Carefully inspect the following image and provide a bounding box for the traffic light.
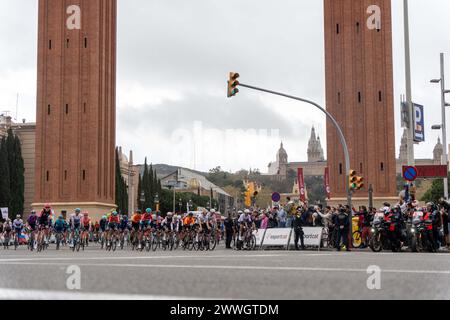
[349,170,357,190]
[227,72,240,98]
[355,176,364,190]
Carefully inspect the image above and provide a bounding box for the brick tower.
[324,0,397,206]
[33,0,117,218]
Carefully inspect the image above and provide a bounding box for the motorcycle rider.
[385,205,404,250]
[427,202,441,250]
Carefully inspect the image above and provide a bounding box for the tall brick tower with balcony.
[33,0,117,218]
[324,0,397,205]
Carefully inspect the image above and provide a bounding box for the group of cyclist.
[0,204,231,251]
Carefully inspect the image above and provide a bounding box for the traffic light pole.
[238,83,353,213]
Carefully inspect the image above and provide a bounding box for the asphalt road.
[0,244,449,300]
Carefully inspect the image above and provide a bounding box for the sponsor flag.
[297,168,306,202]
[324,167,331,200]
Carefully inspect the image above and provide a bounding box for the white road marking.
[2,261,450,275]
[0,287,213,300]
[0,253,334,263]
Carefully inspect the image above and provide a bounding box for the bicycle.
[106,230,118,252]
[13,231,21,250]
[3,231,11,250]
[27,228,37,251]
[71,229,81,252]
[55,231,63,250]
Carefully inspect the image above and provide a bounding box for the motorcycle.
[409,212,435,253]
[369,213,402,252]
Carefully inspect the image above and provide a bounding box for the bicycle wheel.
[112,238,117,252]
[168,236,174,251]
[209,236,217,251]
[152,237,159,251]
[250,235,257,250]
[14,236,19,250]
[352,231,362,249]
[76,240,81,252]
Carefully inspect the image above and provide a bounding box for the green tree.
[421,174,449,203]
[0,137,11,215]
[115,148,128,215]
[10,134,24,217]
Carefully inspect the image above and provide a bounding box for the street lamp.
[139,190,145,211]
[430,53,450,199]
[154,193,160,212]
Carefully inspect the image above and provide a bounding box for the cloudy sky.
[0,0,449,173]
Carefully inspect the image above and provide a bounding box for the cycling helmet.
[210,209,216,213]
[83,211,89,216]
[44,203,51,209]
[102,215,107,220]
[30,210,36,215]
[58,215,64,220]
[167,212,173,217]
[16,215,21,219]
[244,209,250,214]
[136,209,142,214]
[75,208,81,213]
[122,214,128,218]
[238,210,243,214]
[112,211,118,216]
[146,208,152,214]
[188,212,193,216]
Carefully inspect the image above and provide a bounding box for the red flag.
[297,168,306,202]
[324,167,331,200]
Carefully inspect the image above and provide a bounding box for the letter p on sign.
[67,5,81,30]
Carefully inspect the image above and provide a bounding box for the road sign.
[271,192,281,203]
[1,208,8,220]
[403,166,418,181]
[403,165,448,179]
[413,103,425,143]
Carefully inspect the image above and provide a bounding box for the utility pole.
[432,53,450,199]
[404,0,415,166]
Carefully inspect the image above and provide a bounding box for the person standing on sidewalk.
[224,213,234,249]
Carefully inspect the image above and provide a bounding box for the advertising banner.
[297,168,306,202]
[261,229,292,247]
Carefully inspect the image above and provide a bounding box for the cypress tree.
[12,135,24,217]
[0,137,11,216]
[137,174,142,211]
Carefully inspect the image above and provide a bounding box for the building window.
[84,38,88,48]
[64,170,67,181]
[358,92,362,103]
[381,162,384,171]
[336,24,340,34]
[360,163,363,173]
[338,92,341,104]
[83,170,86,180]
[65,104,69,114]
[84,103,86,113]
[339,163,343,175]
[66,39,70,48]
[49,40,52,50]
[378,91,382,102]
[46,171,49,181]
[356,22,360,33]
[47,105,51,115]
